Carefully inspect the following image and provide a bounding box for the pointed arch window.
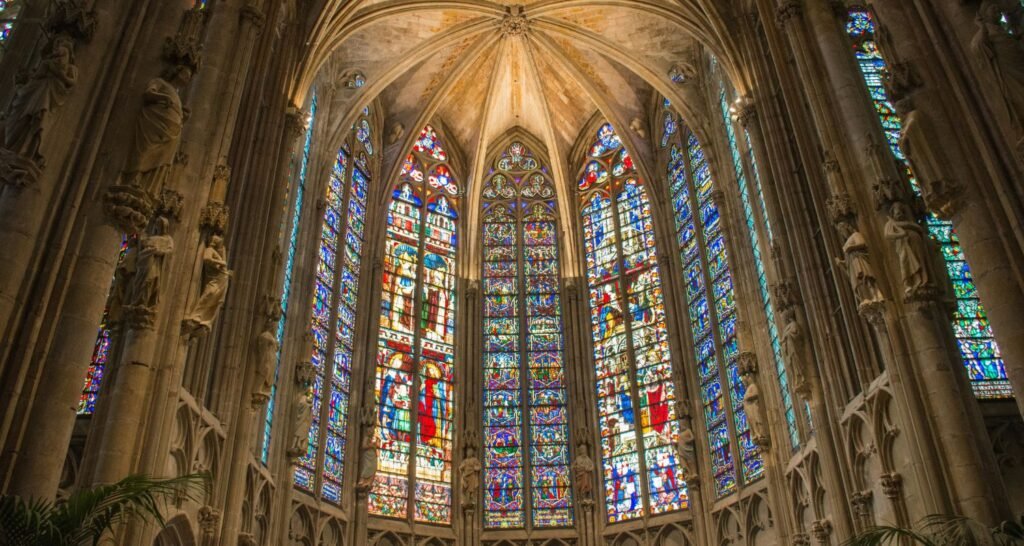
[293,106,373,503]
[845,8,1008,398]
[578,123,687,523]
[370,126,459,524]
[661,107,764,497]
[714,80,804,449]
[481,140,574,529]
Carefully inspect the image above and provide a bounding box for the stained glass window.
[78,237,132,415]
[0,0,22,53]
[294,106,373,503]
[370,125,459,524]
[579,123,687,523]
[481,141,573,529]
[263,95,318,463]
[716,83,802,450]
[662,108,765,497]
[846,8,1009,398]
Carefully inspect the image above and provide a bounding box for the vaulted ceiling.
[292,0,747,246]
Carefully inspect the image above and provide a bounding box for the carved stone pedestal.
[0,149,43,189]
[103,185,155,234]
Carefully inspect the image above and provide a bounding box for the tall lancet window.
[0,1,23,54]
[370,126,459,524]
[481,141,574,529]
[662,107,764,498]
[846,8,1008,398]
[294,107,373,503]
[579,123,687,523]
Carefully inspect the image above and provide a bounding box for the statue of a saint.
[741,370,768,447]
[884,201,933,300]
[779,306,810,395]
[182,236,231,337]
[289,389,313,459]
[123,66,192,196]
[356,404,379,493]
[572,445,596,502]
[834,220,884,309]
[459,446,482,509]
[3,36,78,161]
[123,217,174,326]
[253,325,279,406]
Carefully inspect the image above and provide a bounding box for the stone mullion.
[651,127,714,546]
[604,178,655,521]
[1,0,197,501]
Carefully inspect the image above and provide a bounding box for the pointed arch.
[370,125,461,524]
[575,122,688,523]
[479,135,574,529]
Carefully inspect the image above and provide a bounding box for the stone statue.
[741,367,769,447]
[107,237,138,325]
[356,404,378,493]
[629,117,647,139]
[386,122,405,146]
[123,217,174,328]
[779,306,810,395]
[182,236,231,337]
[884,201,934,300]
[459,445,482,509]
[834,219,884,310]
[973,1,1024,140]
[571,444,596,503]
[677,422,698,480]
[123,66,192,196]
[253,325,279,406]
[289,389,313,459]
[2,35,79,161]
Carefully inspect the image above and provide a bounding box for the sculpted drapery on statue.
[884,201,933,301]
[182,235,231,337]
[124,66,192,196]
[833,218,885,312]
[123,217,174,329]
[357,403,379,495]
[3,36,78,162]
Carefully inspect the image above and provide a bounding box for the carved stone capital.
[731,96,757,128]
[859,300,887,326]
[738,352,758,377]
[163,6,206,73]
[237,533,257,546]
[294,359,316,387]
[826,192,856,227]
[0,149,43,189]
[772,280,800,313]
[103,185,155,234]
[880,472,903,500]
[198,506,221,536]
[285,107,306,139]
[47,0,98,42]
[792,532,811,546]
[200,202,230,236]
[156,189,185,223]
[920,178,965,220]
[850,490,873,519]
[240,2,266,31]
[776,0,803,27]
[811,519,833,544]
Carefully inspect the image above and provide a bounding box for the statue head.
[165,65,194,88]
[49,35,75,64]
[150,215,170,236]
[210,235,225,250]
[890,201,911,222]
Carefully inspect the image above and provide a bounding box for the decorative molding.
[776,0,803,27]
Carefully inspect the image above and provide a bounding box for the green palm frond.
[0,473,209,546]
[845,515,1024,546]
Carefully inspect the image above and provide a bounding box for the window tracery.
[294,105,373,503]
[661,107,764,498]
[578,123,687,523]
[480,140,573,529]
[369,125,459,524]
